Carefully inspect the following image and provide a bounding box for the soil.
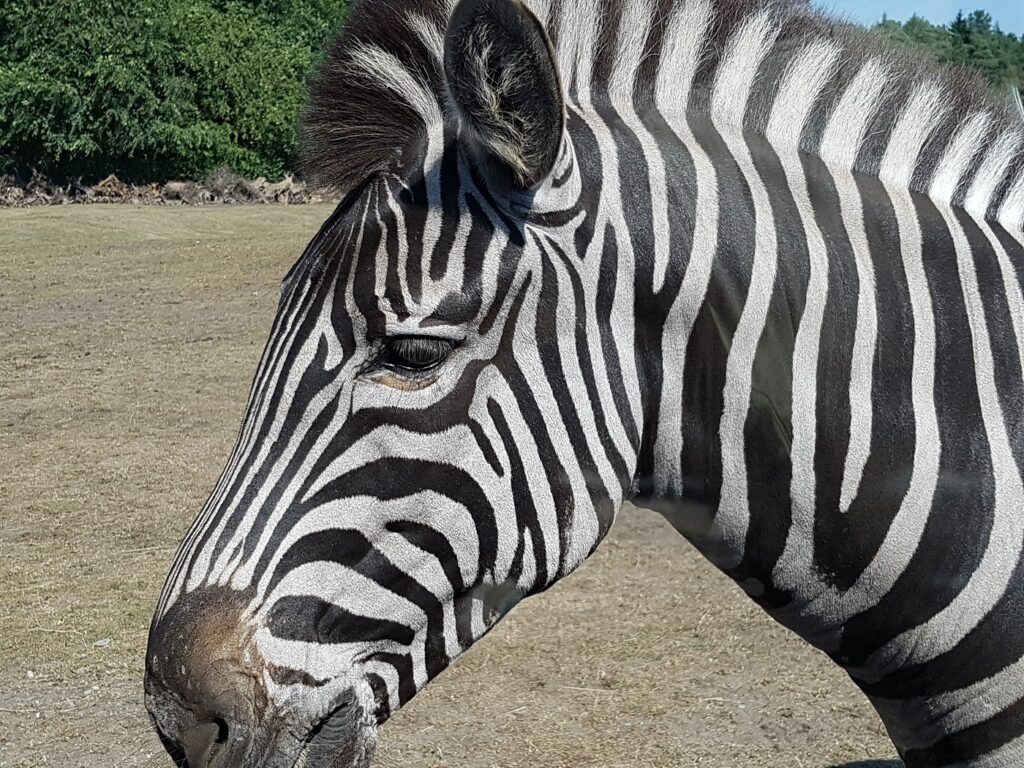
[0,205,901,768]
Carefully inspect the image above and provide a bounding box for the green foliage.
[875,10,1024,94]
[2,2,1021,183]
[0,0,347,182]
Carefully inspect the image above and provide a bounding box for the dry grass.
[0,205,900,768]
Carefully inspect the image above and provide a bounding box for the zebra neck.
[620,111,799,592]
[635,256,793,594]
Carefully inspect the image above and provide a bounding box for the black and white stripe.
[148,1,1024,765]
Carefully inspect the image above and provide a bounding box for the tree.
[874,9,1024,94]
[0,0,348,182]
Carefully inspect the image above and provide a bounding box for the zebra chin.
[144,586,380,768]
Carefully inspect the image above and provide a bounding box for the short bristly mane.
[302,0,1024,228]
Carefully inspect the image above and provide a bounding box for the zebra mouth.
[290,704,377,768]
[290,738,375,768]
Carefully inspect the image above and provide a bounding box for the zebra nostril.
[179,717,232,768]
[213,717,229,746]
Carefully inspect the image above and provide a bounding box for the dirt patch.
[0,206,901,768]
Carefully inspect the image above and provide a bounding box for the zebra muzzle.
[145,586,376,767]
[147,684,374,768]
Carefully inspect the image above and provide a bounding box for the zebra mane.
[302,0,1024,226]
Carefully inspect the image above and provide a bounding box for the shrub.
[0,0,347,182]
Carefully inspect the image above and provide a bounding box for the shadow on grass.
[829,762,904,768]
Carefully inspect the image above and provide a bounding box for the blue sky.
[815,0,1024,34]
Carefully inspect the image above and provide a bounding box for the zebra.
[144,0,1024,765]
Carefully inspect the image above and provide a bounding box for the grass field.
[0,205,901,767]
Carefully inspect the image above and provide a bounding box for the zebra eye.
[379,336,455,373]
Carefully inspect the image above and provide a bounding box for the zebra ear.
[444,0,564,191]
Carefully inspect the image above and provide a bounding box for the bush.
[0,0,347,183]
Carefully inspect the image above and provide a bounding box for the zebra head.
[146,1,643,765]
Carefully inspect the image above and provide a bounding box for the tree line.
[875,10,1024,94]
[1,3,1021,185]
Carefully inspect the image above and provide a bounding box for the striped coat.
[145,1,1024,766]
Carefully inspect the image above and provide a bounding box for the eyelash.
[369,336,457,375]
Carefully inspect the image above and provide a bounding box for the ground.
[0,205,901,768]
